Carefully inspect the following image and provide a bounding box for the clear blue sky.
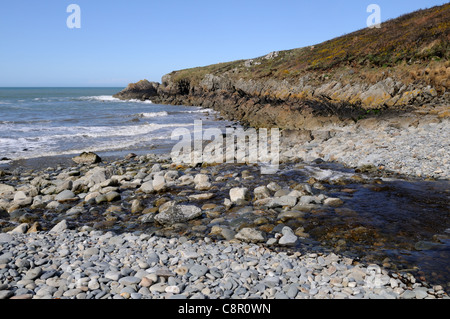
[0,0,447,87]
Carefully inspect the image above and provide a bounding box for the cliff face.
[114,4,450,129]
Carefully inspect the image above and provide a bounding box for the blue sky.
[0,0,447,87]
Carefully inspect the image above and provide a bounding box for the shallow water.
[168,162,449,290]
[0,87,231,161]
[92,161,448,291]
[1,152,449,292]
[300,166,449,286]
[265,163,450,289]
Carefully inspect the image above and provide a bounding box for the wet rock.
[105,191,121,202]
[138,213,156,224]
[210,226,236,240]
[224,198,233,210]
[235,228,266,243]
[131,199,144,213]
[294,227,309,238]
[125,153,137,160]
[178,175,194,186]
[324,197,344,207]
[113,79,159,100]
[253,186,271,200]
[267,182,281,192]
[414,241,444,251]
[298,195,322,206]
[229,187,249,203]
[153,175,166,191]
[278,226,298,246]
[277,210,305,222]
[55,190,76,202]
[188,193,215,201]
[164,170,179,182]
[268,195,297,208]
[139,181,154,193]
[154,201,202,226]
[194,174,212,190]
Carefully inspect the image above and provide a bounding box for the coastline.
[1,0,448,302]
[0,141,175,173]
[2,102,448,181]
[1,117,449,298]
[0,94,449,299]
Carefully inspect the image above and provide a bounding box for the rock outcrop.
[114,79,159,101]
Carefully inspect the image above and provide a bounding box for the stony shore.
[0,107,449,299]
[278,105,449,180]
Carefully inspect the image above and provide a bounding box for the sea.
[0,87,233,162]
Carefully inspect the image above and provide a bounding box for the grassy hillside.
[168,4,450,94]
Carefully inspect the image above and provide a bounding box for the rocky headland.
[114,5,449,130]
[113,4,449,179]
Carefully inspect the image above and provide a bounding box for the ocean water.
[0,87,230,161]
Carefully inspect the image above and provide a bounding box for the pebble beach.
[1,228,446,300]
[1,107,449,300]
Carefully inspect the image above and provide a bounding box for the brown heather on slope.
[115,4,450,128]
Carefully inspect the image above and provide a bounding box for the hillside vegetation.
[169,4,449,94]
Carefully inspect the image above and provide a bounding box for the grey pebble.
[24,267,42,280]
[189,265,208,277]
[0,290,13,299]
[119,276,141,286]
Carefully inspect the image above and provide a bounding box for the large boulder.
[154,201,202,226]
[72,152,102,165]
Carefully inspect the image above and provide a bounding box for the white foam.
[2,132,173,161]
[182,107,217,114]
[129,99,153,104]
[4,121,193,138]
[0,137,17,144]
[80,95,120,102]
[137,111,168,118]
[81,96,153,104]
